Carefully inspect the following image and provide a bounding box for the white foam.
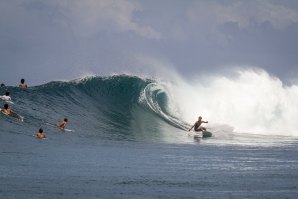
[162,68,298,136]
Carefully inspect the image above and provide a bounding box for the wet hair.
[5,91,9,96]
[21,79,25,84]
[198,116,202,119]
[39,128,43,133]
[4,104,8,109]
[64,118,68,122]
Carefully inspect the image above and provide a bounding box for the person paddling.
[1,104,23,122]
[57,118,68,130]
[35,128,47,139]
[189,116,208,132]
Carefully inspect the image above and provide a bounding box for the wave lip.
[139,82,189,130]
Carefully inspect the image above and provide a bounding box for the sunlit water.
[1,128,298,199]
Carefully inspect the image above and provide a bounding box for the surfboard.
[0,96,14,104]
[45,122,74,132]
[32,135,48,139]
[0,108,9,116]
[202,131,212,138]
[190,130,212,138]
[0,108,24,122]
[7,100,14,104]
[193,131,203,138]
[1,100,14,104]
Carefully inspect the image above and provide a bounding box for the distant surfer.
[189,116,208,132]
[44,118,70,131]
[0,83,5,87]
[35,128,47,139]
[0,92,11,101]
[57,118,68,130]
[19,79,28,88]
[1,104,23,122]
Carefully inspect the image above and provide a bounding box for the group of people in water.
[35,119,68,139]
[1,79,68,139]
[0,79,27,121]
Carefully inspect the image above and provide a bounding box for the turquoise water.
[1,75,298,198]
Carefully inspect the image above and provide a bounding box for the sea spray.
[165,69,298,136]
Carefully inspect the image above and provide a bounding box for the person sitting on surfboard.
[1,104,23,122]
[189,116,208,132]
[19,79,28,88]
[0,92,11,101]
[57,118,68,129]
[35,128,47,139]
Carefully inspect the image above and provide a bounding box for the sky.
[1,0,298,86]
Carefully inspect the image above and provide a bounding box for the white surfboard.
[193,131,203,138]
[188,130,212,138]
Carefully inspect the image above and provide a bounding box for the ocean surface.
[1,75,298,198]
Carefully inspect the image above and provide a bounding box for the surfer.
[0,92,11,101]
[44,118,72,132]
[1,104,23,122]
[189,116,208,132]
[35,128,47,139]
[57,118,68,130]
[0,83,5,87]
[19,79,28,88]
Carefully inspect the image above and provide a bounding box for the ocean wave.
[0,75,185,141]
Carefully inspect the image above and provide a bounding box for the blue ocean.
[1,74,298,198]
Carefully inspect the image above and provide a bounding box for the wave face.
[1,70,298,141]
[0,75,186,141]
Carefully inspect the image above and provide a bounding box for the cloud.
[187,0,298,31]
[20,0,161,39]
[64,0,161,39]
[1,0,298,86]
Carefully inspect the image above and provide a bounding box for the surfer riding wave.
[189,116,208,132]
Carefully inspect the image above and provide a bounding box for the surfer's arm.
[203,121,208,123]
[10,111,23,121]
[58,124,66,129]
[56,123,67,131]
[58,126,65,130]
[9,111,18,116]
[188,124,195,131]
[56,121,64,128]
[55,125,64,130]
[11,111,21,118]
